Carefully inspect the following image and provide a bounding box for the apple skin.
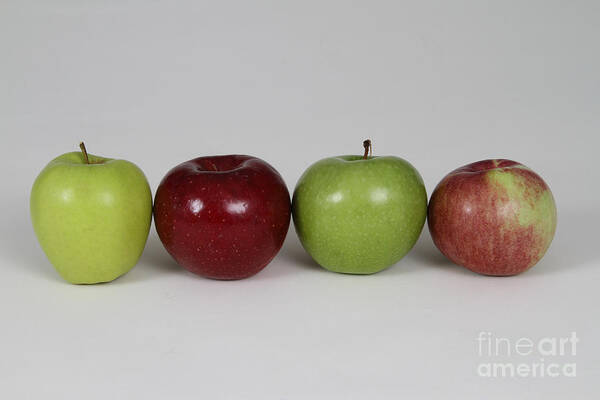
[30,152,153,284]
[154,155,291,280]
[292,156,427,274]
[427,159,557,276]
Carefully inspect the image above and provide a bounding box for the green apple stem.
[362,139,372,159]
[79,142,90,164]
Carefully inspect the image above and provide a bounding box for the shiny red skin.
[427,159,555,276]
[154,155,291,280]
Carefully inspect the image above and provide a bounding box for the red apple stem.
[79,142,90,164]
[207,161,219,171]
[362,139,372,159]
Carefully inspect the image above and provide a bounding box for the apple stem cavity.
[362,139,372,160]
[79,142,91,164]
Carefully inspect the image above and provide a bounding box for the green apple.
[30,143,152,284]
[292,140,427,274]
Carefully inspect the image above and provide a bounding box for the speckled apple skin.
[30,152,153,284]
[292,155,427,274]
[428,159,557,276]
[154,155,291,280]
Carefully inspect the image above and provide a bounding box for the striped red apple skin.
[427,159,557,276]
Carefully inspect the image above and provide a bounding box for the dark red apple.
[427,159,557,276]
[154,155,291,280]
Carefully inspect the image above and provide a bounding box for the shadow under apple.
[1,196,63,283]
[412,206,598,277]
[526,206,598,276]
[119,229,185,283]
[264,225,327,278]
[398,228,477,276]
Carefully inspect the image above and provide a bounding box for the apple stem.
[79,142,90,164]
[362,139,372,159]
[207,161,219,171]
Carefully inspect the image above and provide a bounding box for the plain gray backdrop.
[1,1,598,399]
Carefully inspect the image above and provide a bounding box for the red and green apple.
[427,159,557,276]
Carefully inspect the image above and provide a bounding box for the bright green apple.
[292,142,427,274]
[30,143,152,284]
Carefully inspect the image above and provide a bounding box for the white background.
[1,1,598,399]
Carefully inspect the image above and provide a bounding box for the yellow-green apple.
[30,143,153,284]
[427,159,557,276]
[292,140,427,274]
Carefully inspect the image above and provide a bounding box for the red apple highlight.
[154,155,291,280]
[427,159,557,276]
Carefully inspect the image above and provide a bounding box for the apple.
[154,155,291,280]
[427,159,557,276]
[292,140,427,274]
[30,143,153,284]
